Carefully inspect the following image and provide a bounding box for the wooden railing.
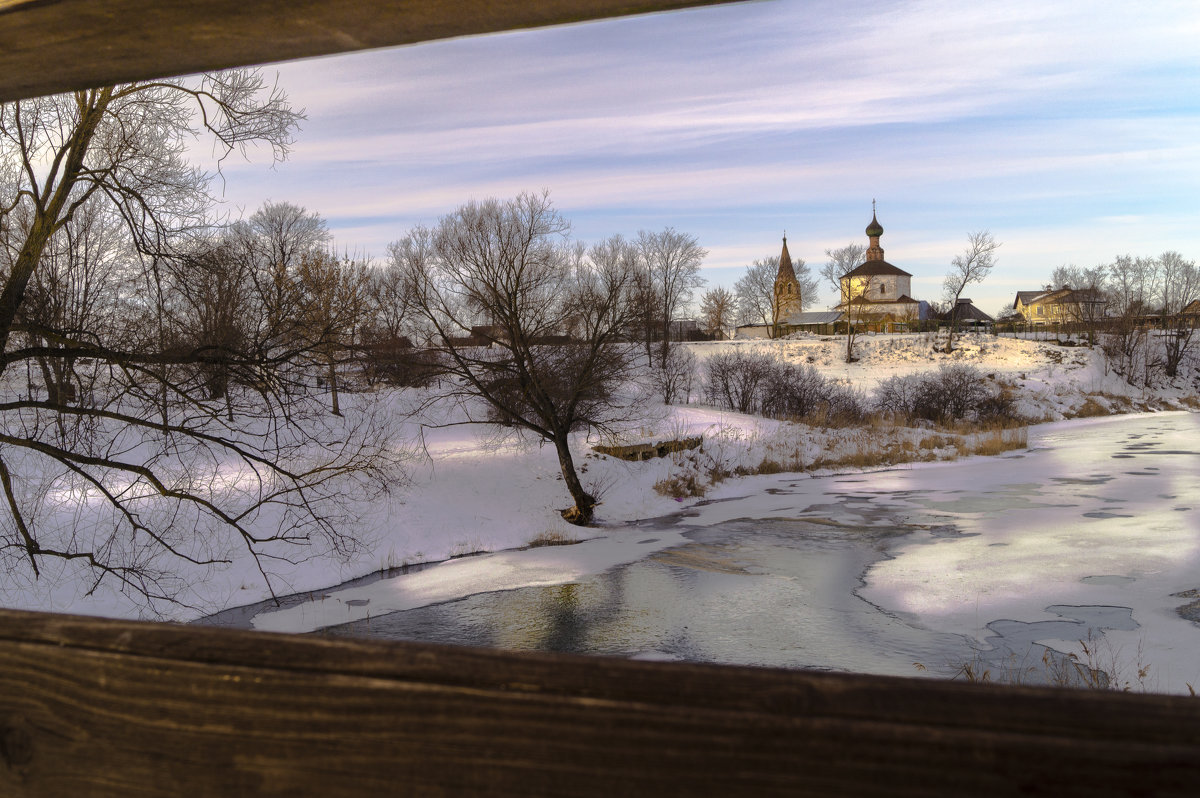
[0,0,732,102]
[0,609,1197,796]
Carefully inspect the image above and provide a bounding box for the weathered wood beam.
[0,0,735,102]
[0,609,1197,796]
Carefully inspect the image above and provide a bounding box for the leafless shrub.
[702,351,866,424]
[874,365,1016,424]
[702,351,775,413]
[654,344,697,405]
[759,362,828,419]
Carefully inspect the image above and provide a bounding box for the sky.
[213,0,1200,317]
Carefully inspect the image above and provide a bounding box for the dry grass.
[804,426,1027,473]
[938,415,1027,434]
[965,428,1028,457]
[448,540,489,559]
[919,435,954,450]
[654,473,706,498]
[928,632,1160,693]
[1178,394,1200,410]
[526,529,579,548]
[746,457,788,475]
[811,443,914,471]
[1071,397,1111,418]
[657,414,1032,503]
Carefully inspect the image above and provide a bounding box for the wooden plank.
[0,609,1197,796]
[0,0,733,102]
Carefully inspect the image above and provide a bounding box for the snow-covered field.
[6,332,1200,691]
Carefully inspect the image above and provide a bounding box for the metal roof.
[787,311,844,325]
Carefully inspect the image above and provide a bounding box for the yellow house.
[1013,288,1106,326]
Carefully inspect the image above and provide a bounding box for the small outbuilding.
[946,298,994,328]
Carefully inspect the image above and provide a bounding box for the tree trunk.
[0,89,110,368]
[553,433,594,525]
[643,317,653,367]
[945,291,962,354]
[327,354,341,416]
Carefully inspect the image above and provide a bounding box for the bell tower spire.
[773,232,802,329]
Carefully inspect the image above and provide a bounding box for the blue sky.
[216,0,1200,316]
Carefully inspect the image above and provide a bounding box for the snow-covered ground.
[6,332,1200,691]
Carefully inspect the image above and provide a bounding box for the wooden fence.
[0,608,1198,796]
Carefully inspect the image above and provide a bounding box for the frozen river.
[243,412,1200,693]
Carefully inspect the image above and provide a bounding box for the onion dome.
[865,212,883,238]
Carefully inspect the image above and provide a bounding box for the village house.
[1182,298,1200,323]
[1012,287,1107,326]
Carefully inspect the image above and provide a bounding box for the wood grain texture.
[0,609,1197,796]
[0,0,732,102]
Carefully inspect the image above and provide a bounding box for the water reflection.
[321,518,979,680]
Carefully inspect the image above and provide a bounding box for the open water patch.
[318,517,978,678]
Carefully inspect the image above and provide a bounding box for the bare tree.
[734,257,776,328]
[840,272,878,364]
[943,231,1000,353]
[735,255,819,333]
[0,73,398,612]
[157,233,254,407]
[231,201,332,362]
[17,198,128,411]
[297,250,370,415]
[1157,251,1199,378]
[638,227,706,361]
[358,248,419,387]
[699,286,735,339]
[368,245,418,343]
[402,193,640,524]
[1105,255,1158,384]
[652,343,696,405]
[237,201,330,271]
[1050,264,1110,346]
[627,266,660,365]
[1049,264,1106,292]
[819,242,869,362]
[820,243,866,307]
